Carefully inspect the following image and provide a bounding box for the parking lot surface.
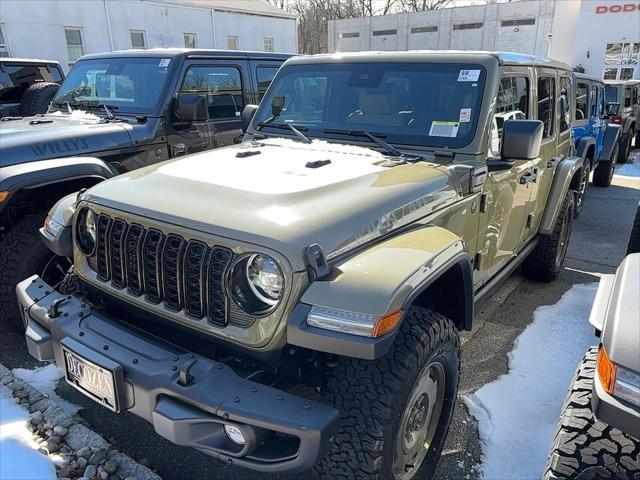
[0,154,638,480]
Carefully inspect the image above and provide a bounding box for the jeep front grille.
[92,213,234,326]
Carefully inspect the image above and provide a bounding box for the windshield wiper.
[323,128,425,162]
[256,122,311,144]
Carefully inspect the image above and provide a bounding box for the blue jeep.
[572,73,621,216]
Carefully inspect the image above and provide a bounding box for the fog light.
[224,424,246,445]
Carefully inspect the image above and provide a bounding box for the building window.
[264,37,274,52]
[603,43,638,80]
[130,30,146,49]
[0,24,9,57]
[453,23,483,31]
[603,68,617,80]
[372,29,397,36]
[180,65,243,119]
[338,32,359,39]
[184,33,197,49]
[227,35,239,50]
[411,26,438,34]
[501,19,535,27]
[64,27,85,64]
[537,76,555,139]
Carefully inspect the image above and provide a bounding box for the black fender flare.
[598,124,622,163]
[621,116,636,136]
[575,136,596,166]
[0,156,115,214]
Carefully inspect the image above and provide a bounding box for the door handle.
[519,172,534,184]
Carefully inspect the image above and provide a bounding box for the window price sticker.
[458,69,481,82]
[158,59,171,68]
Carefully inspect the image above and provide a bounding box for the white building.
[0,0,297,72]
[328,0,640,80]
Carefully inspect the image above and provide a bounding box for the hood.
[84,139,461,271]
[0,111,133,167]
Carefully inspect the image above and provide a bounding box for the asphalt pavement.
[0,152,638,480]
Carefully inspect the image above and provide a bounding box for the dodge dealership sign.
[596,3,640,13]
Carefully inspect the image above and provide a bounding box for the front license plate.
[62,347,120,412]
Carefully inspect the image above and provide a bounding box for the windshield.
[51,57,173,114]
[605,85,620,103]
[253,62,486,149]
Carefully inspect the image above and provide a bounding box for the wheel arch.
[539,155,583,235]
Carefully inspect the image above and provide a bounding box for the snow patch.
[13,365,80,415]
[261,137,385,158]
[0,386,57,480]
[615,151,640,179]
[48,109,100,121]
[465,282,599,479]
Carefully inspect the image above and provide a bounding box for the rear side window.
[575,82,588,120]
[590,85,598,117]
[180,65,244,120]
[256,66,280,100]
[0,64,63,103]
[537,76,555,139]
[559,76,571,132]
[624,87,632,108]
[605,85,619,103]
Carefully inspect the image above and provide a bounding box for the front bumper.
[17,275,339,474]
[592,370,640,440]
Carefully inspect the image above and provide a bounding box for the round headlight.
[76,208,97,255]
[229,253,284,315]
[246,254,284,305]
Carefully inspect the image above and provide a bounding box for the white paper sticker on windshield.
[458,69,481,82]
[429,121,459,137]
[159,59,171,68]
[459,108,472,123]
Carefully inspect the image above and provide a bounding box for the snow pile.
[13,364,79,415]
[48,109,100,121]
[261,137,385,158]
[0,386,57,480]
[615,151,640,178]
[465,282,599,479]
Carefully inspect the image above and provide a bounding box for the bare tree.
[398,0,455,12]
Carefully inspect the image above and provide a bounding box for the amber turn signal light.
[0,191,9,203]
[372,309,403,338]
[597,345,616,395]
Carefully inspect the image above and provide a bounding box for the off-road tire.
[19,82,59,116]
[314,307,460,480]
[543,347,640,479]
[627,205,640,255]
[574,162,590,219]
[593,145,618,187]
[0,212,53,331]
[522,191,574,282]
[617,133,631,164]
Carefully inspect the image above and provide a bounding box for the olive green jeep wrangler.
[17,52,587,479]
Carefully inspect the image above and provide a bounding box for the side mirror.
[487,119,544,172]
[501,119,543,160]
[176,94,208,122]
[241,104,258,132]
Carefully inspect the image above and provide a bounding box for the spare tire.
[20,82,60,116]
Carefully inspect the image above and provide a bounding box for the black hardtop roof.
[574,72,605,84]
[285,50,572,71]
[0,58,62,67]
[79,48,293,62]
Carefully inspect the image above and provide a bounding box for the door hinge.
[474,252,483,271]
[527,213,534,229]
[480,193,489,213]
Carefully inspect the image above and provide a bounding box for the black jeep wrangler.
[0,57,65,117]
[0,48,290,329]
